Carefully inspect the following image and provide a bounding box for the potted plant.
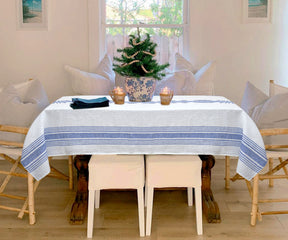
[113,30,169,102]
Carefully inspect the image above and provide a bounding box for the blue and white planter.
[125,77,157,102]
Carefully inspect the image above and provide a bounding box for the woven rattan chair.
[0,124,36,224]
[248,128,288,226]
[225,80,288,189]
[0,79,74,224]
[0,124,74,224]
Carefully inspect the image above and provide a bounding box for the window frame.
[98,0,190,62]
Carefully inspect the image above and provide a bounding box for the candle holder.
[160,87,173,105]
[109,87,126,104]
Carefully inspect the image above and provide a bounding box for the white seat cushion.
[145,155,202,188]
[89,155,144,190]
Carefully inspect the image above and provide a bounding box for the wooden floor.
[0,158,288,240]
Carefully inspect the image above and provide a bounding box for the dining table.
[21,95,267,224]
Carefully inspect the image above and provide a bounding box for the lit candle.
[161,87,170,95]
[110,86,126,104]
[114,86,124,94]
[160,86,173,105]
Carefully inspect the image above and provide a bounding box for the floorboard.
[0,158,287,239]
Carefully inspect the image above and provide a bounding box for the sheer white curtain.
[99,0,189,70]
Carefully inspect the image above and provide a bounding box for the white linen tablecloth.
[21,95,267,181]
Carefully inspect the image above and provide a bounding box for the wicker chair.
[0,80,74,224]
[225,80,288,189]
[0,124,74,224]
[248,128,288,226]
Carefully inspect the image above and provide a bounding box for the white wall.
[0,0,89,102]
[189,0,288,103]
[0,0,288,104]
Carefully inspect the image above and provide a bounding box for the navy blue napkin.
[70,97,109,109]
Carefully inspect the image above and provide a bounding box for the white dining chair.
[87,154,145,238]
[145,155,203,236]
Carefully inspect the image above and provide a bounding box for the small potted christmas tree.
[113,29,169,102]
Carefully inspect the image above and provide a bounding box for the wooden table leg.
[69,155,90,225]
[199,155,221,223]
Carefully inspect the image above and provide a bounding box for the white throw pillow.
[19,80,49,108]
[0,82,49,143]
[271,82,288,96]
[174,53,197,74]
[242,81,288,146]
[0,85,18,105]
[155,70,195,95]
[155,57,215,96]
[240,81,269,115]
[252,93,288,127]
[65,55,115,95]
[0,80,49,106]
[251,93,288,146]
[65,65,114,95]
[193,61,216,95]
[95,54,115,81]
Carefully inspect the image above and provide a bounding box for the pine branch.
[113,33,169,80]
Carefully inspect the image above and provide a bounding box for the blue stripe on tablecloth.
[21,125,267,176]
[44,138,242,148]
[239,151,263,173]
[44,126,243,134]
[25,151,49,173]
[44,132,242,141]
[238,134,267,172]
[21,136,48,170]
[22,134,45,157]
[42,126,243,146]
[242,134,267,159]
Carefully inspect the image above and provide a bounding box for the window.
[100,0,189,69]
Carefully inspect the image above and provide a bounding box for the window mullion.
[183,0,188,24]
[183,0,189,59]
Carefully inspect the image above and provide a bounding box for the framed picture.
[16,0,48,30]
[243,0,272,23]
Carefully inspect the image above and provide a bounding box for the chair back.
[0,124,28,149]
[260,128,288,150]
